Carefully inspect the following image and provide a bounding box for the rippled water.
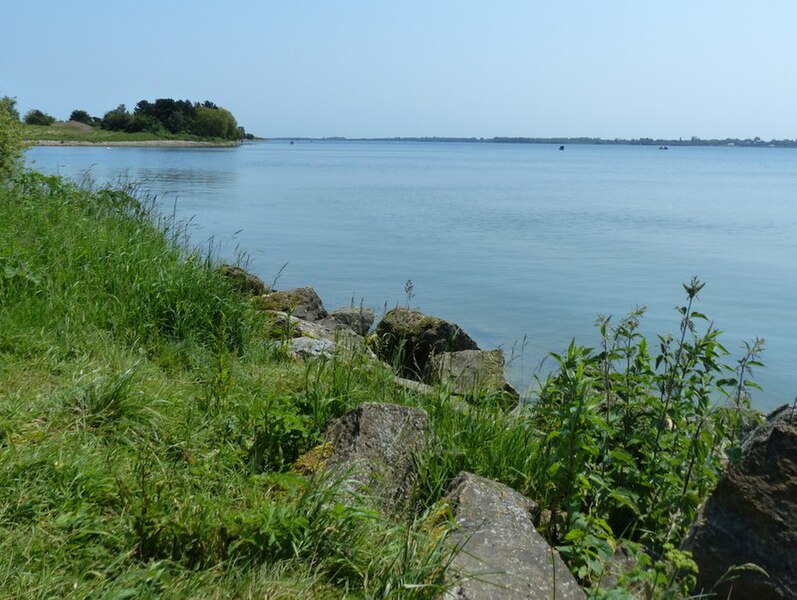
[26,141,797,410]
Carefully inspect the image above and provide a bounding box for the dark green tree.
[101,105,132,131]
[24,109,56,126]
[69,109,99,125]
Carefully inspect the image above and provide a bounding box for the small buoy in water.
[559,145,565,151]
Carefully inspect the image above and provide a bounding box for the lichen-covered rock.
[219,264,270,296]
[264,310,360,341]
[684,404,797,599]
[266,310,376,363]
[253,287,328,322]
[374,308,478,380]
[444,472,585,599]
[430,349,519,408]
[329,306,376,336]
[323,403,429,510]
[288,337,335,359]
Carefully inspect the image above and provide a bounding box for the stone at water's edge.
[375,307,479,380]
[329,306,376,336]
[218,264,271,296]
[444,472,585,599]
[683,404,797,599]
[322,403,429,510]
[264,310,376,361]
[430,349,519,407]
[252,287,329,322]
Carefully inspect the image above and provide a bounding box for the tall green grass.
[0,171,453,598]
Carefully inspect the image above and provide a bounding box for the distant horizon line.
[264,135,797,148]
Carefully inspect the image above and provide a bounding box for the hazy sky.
[2,1,795,139]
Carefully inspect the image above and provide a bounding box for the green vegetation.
[0,133,762,596]
[12,96,252,144]
[69,109,99,126]
[0,100,25,176]
[23,109,56,126]
[0,96,20,121]
[99,98,248,141]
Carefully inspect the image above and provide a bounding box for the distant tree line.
[1,95,251,140]
[311,135,797,149]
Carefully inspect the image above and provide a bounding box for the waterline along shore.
[28,139,239,147]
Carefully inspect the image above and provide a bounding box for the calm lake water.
[26,141,797,411]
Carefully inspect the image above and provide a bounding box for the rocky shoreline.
[223,264,797,599]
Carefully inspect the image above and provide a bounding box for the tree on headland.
[8,94,250,140]
[69,109,100,126]
[98,98,247,140]
[134,98,196,134]
[24,109,56,126]
[193,105,238,139]
[101,105,132,131]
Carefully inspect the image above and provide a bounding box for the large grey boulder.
[323,403,429,510]
[253,287,329,322]
[684,404,797,599]
[329,306,376,336]
[219,264,270,296]
[430,349,519,408]
[444,472,585,599]
[375,308,478,380]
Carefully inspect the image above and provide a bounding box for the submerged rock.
[444,472,585,599]
[684,404,797,599]
[374,308,478,380]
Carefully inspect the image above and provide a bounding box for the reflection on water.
[26,142,797,410]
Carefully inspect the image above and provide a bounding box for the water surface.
[27,141,797,411]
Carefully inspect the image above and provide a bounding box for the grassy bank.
[0,168,762,598]
[22,121,238,146]
[0,172,455,598]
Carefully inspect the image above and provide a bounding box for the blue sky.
[2,1,795,139]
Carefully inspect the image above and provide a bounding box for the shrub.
[101,104,132,131]
[0,96,20,121]
[24,108,56,126]
[0,101,25,176]
[523,279,762,587]
[69,109,99,126]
